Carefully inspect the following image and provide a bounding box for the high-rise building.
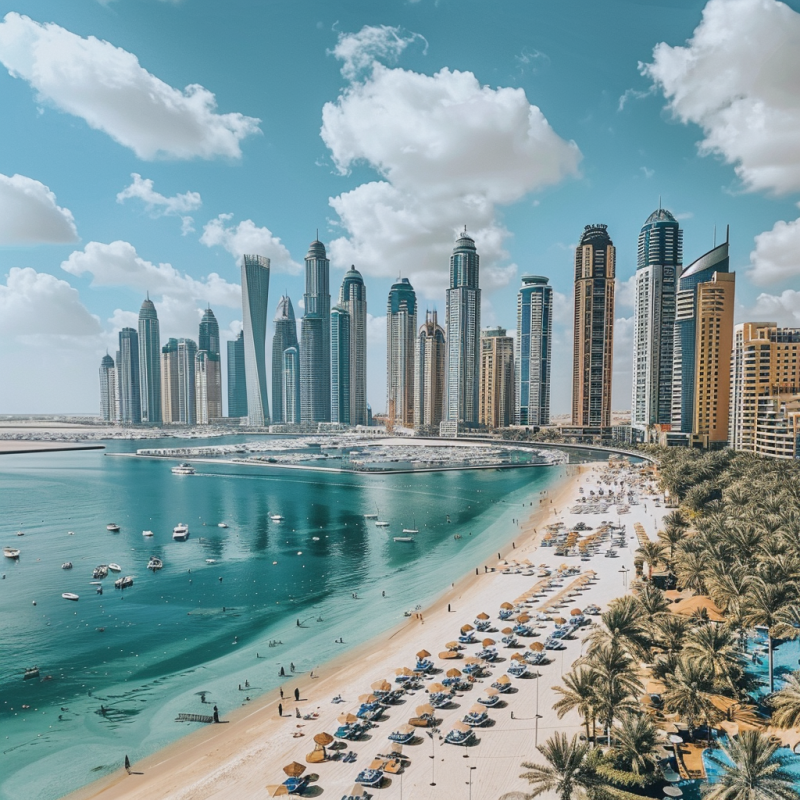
[137,296,161,425]
[729,323,800,451]
[161,338,180,423]
[516,275,553,427]
[283,346,301,424]
[199,307,220,357]
[387,278,417,428]
[339,267,367,426]
[331,304,351,424]
[117,328,141,425]
[271,296,299,425]
[99,353,116,423]
[195,350,221,425]
[671,234,735,445]
[227,330,247,418]
[480,327,515,429]
[300,237,331,423]
[176,338,198,425]
[572,224,615,427]
[631,209,682,434]
[241,254,271,427]
[445,229,481,430]
[414,310,446,434]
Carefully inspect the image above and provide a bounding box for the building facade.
[271,296,299,424]
[282,346,301,424]
[414,310,446,435]
[572,224,615,427]
[176,338,198,425]
[631,209,681,433]
[241,254,271,426]
[161,338,180,424]
[753,393,800,459]
[339,266,367,426]
[300,238,331,423]
[387,278,417,428]
[516,275,553,427]
[195,350,222,425]
[137,296,162,425]
[227,330,247,418]
[99,354,116,422]
[117,327,141,425]
[445,229,481,429]
[480,327,515,429]
[331,305,351,425]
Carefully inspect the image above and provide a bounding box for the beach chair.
[355,768,383,788]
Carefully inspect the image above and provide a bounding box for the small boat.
[147,556,163,571]
[92,565,109,579]
[106,523,120,532]
[16,531,24,536]
[312,536,320,541]
[205,558,216,564]
[269,514,284,522]
[108,563,122,573]
[142,530,154,537]
[375,521,390,528]
[217,523,228,528]
[114,576,134,589]
[61,562,73,570]
[172,524,189,541]
[364,513,378,519]
[4,547,20,559]
[171,463,196,475]
[402,516,419,535]
[23,667,39,681]
[62,593,79,601]
[394,536,414,543]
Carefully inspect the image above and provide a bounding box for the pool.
[702,740,800,786]
[744,633,800,699]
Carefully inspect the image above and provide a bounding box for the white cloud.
[743,289,800,326]
[117,173,201,234]
[0,172,78,244]
[552,290,572,325]
[640,166,654,179]
[0,13,260,160]
[748,210,800,285]
[61,240,241,308]
[0,267,100,335]
[321,62,581,298]
[366,313,386,345]
[612,315,634,410]
[642,0,800,195]
[615,275,636,310]
[200,214,301,274]
[331,25,425,81]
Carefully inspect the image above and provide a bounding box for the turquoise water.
[745,632,800,699]
[0,437,575,800]
[703,741,800,784]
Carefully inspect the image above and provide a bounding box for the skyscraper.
[241,254,271,427]
[387,278,417,428]
[271,296,299,425]
[331,304,351,425]
[161,338,180,423]
[117,327,141,425]
[572,224,615,427]
[195,349,221,424]
[339,266,367,426]
[99,354,116,423]
[199,307,220,356]
[177,338,198,425]
[301,238,331,423]
[631,208,682,434]
[283,346,301,424]
[516,275,553,427]
[137,296,161,425]
[445,229,481,429]
[671,234,734,445]
[227,330,247,418]
[480,327,515,429]
[414,310,446,434]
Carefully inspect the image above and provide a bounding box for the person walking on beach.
[294,687,300,701]
[213,705,219,723]
[278,703,283,717]
[280,666,285,676]
[124,755,131,774]
[280,687,284,699]
[290,662,295,672]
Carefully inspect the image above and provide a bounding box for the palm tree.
[587,595,652,659]
[683,623,742,692]
[637,584,670,626]
[663,655,720,737]
[769,672,800,729]
[553,668,600,744]
[520,733,612,800]
[636,541,665,580]
[674,548,710,594]
[652,614,690,655]
[584,642,642,742]
[610,712,659,777]
[658,525,685,567]
[704,730,800,800]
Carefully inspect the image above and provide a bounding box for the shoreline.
[65,462,590,800]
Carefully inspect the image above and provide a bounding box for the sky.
[1,0,800,416]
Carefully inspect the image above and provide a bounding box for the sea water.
[0,437,575,799]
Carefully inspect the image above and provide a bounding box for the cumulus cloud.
[62,240,241,307]
[200,214,301,274]
[612,315,634,410]
[748,210,800,285]
[321,59,581,298]
[117,173,201,234]
[642,0,800,195]
[743,289,800,326]
[0,172,78,244]
[0,13,261,160]
[616,275,636,309]
[331,25,425,81]
[0,267,100,335]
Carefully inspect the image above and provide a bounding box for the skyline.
[2,0,800,415]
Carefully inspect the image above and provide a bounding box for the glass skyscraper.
[99,353,116,423]
[331,304,351,424]
[414,310,446,434]
[199,307,221,356]
[177,338,198,425]
[161,338,180,423]
[117,327,141,425]
[196,307,222,425]
[271,296,298,425]
[516,275,553,426]
[300,238,331,423]
[227,330,247,418]
[137,296,161,425]
[339,267,367,426]
[241,254,271,427]
[387,278,417,428]
[282,346,301,424]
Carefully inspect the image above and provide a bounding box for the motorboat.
[23,666,40,680]
[171,463,196,475]
[114,575,134,589]
[217,523,228,528]
[61,562,73,570]
[92,565,109,579]
[269,514,284,522]
[16,531,24,536]
[106,523,120,532]
[108,563,122,573]
[147,556,163,571]
[375,521,390,528]
[62,592,79,601]
[173,524,189,541]
[4,547,20,559]
[206,558,216,564]
[142,530,154,538]
[394,536,414,543]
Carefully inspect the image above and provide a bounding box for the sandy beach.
[67,458,668,800]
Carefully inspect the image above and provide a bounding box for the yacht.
[108,563,122,573]
[147,556,163,571]
[269,514,284,522]
[171,463,196,475]
[142,530,154,537]
[4,547,21,559]
[23,667,39,680]
[364,513,378,520]
[217,523,228,528]
[114,576,134,589]
[106,523,120,532]
[62,593,79,601]
[402,516,419,535]
[393,536,415,543]
[172,523,190,541]
[92,565,109,579]
[375,521,390,528]
[61,562,73,570]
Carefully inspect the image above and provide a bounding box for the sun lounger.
[356,768,383,788]
[283,776,309,794]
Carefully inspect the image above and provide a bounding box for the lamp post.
[535,670,542,747]
[466,765,477,800]
[428,728,436,786]
[619,566,629,589]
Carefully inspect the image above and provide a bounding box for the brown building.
[414,310,446,434]
[572,224,615,427]
[479,327,514,429]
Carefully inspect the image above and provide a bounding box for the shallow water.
[0,437,576,800]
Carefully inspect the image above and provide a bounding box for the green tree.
[769,672,800,729]
[553,668,600,744]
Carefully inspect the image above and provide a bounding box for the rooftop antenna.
[316,228,319,241]
[713,225,717,248]
[658,195,661,210]
[726,224,730,244]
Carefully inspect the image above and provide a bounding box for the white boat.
[402,516,419,534]
[108,563,122,573]
[147,556,163,571]
[269,514,284,522]
[61,562,73,570]
[172,523,189,541]
[62,592,79,601]
[375,521,390,528]
[4,547,21,559]
[217,523,228,528]
[142,530,154,537]
[171,463,196,475]
[93,565,109,579]
[394,536,415,543]
[205,558,216,564]
[106,523,120,532]
[364,513,378,519]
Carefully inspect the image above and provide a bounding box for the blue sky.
[1,0,800,415]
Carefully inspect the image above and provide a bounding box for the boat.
[172,523,189,541]
[375,521,390,528]
[205,558,216,564]
[269,514,284,522]
[142,530,154,537]
[23,667,39,681]
[108,563,122,573]
[394,536,415,543]
[402,515,419,535]
[61,562,73,570]
[62,593,79,601]
[364,513,378,519]
[217,523,228,528]
[92,565,109,579]
[67,531,75,536]
[114,576,134,589]
[171,463,196,475]
[16,531,24,536]
[147,556,163,571]
[106,523,120,532]
[4,547,20,559]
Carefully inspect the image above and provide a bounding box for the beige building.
[479,327,515,429]
[195,351,222,425]
[754,393,800,459]
[160,338,180,424]
[414,310,445,434]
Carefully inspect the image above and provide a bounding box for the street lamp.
[534,670,543,747]
[428,728,436,786]
[619,566,629,588]
[466,765,477,800]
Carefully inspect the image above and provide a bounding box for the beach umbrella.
[358,694,378,704]
[416,704,434,717]
[461,624,474,632]
[485,687,499,697]
[554,617,567,625]
[445,641,460,650]
[428,682,447,693]
[416,649,431,659]
[530,642,545,652]
[453,721,471,733]
[464,656,483,665]
[495,675,511,685]
[282,762,306,778]
[313,732,334,746]
[395,667,414,677]
[510,653,525,662]
[501,627,514,635]
[439,650,460,659]
[500,602,513,609]
[338,713,358,725]
[398,723,414,734]
[446,668,462,678]
[476,612,490,620]
[482,638,496,646]
[571,608,582,616]
[265,785,289,796]
[371,679,391,692]
[470,703,487,714]
[517,614,531,623]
